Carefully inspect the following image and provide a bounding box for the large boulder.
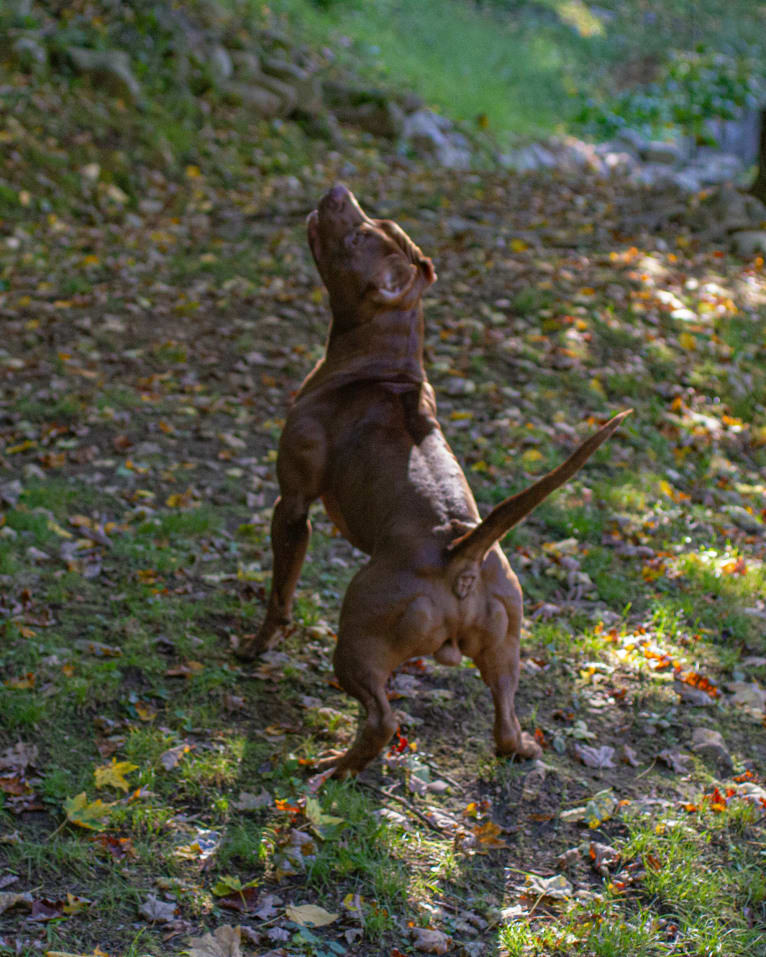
[64,47,141,104]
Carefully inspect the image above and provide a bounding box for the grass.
[264,0,766,143]
[1,4,765,952]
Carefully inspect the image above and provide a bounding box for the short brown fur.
[236,184,630,776]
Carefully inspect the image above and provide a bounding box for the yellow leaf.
[62,893,90,915]
[63,792,113,830]
[521,448,544,465]
[510,238,528,252]
[589,377,605,396]
[679,332,696,351]
[285,903,339,927]
[94,759,138,793]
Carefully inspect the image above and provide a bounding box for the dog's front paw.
[234,618,289,660]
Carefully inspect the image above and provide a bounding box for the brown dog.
[237,184,630,776]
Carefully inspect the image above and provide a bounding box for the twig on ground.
[359,781,448,835]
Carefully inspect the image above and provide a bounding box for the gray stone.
[12,35,47,70]
[730,230,766,256]
[689,152,744,185]
[402,109,472,168]
[595,146,636,175]
[221,82,284,118]
[65,47,141,103]
[723,504,763,533]
[261,55,309,83]
[256,73,299,114]
[551,135,606,174]
[690,727,732,770]
[614,127,650,155]
[339,99,405,138]
[642,140,684,165]
[209,44,233,82]
[230,50,261,78]
[500,143,557,172]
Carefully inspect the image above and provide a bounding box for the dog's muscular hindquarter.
[237,184,630,776]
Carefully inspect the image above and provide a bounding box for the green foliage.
[577,46,765,141]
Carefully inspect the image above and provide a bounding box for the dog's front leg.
[237,492,312,659]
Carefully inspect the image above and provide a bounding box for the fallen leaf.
[160,743,191,770]
[574,744,616,769]
[187,924,242,957]
[94,758,138,792]
[285,903,339,927]
[232,789,271,811]
[411,927,450,954]
[526,873,573,900]
[63,792,113,830]
[139,894,177,923]
[0,891,33,914]
[658,749,691,774]
[0,742,38,772]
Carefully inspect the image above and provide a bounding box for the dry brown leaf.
[187,924,242,957]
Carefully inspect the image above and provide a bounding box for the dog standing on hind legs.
[236,183,631,777]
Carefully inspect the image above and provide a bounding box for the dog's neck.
[304,303,426,393]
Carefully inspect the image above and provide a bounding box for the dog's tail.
[446,410,631,579]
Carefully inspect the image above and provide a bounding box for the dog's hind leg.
[473,600,542,761]
[315,623,399,777]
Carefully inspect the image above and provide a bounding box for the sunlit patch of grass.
[302,782,410,926]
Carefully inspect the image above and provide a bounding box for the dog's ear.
[377,220,437,288]
[373,256,419,305]
[418,255,437,286]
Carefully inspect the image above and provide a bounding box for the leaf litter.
[0,4,764,954]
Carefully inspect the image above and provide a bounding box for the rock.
[689,152,744,185]
[685,184,766,239]
[12,35,47,70]
[65,47,141,104]
[261,55,309,83]
[402,109,472,168]
[500,143,557,172]
[690,727,732,771]
[631,163,701,193]
[442,376,475,396]
[411,927,450,954]
[730,230,766,256]
[722,504,763,533]
[596,146,637,175]
[209,44,233,82]
[642,140,684,165]
[230,50,261,78]
[323,82,405,138]
[256,73,299,114]
[674,678,715,706]
[552,135,606,174]
[221,82,287,118]
[614,127,650,155]
[521,760,548,800]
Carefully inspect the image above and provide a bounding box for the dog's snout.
[324,183,350,212]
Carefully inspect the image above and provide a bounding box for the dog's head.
[307,184,436,324]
